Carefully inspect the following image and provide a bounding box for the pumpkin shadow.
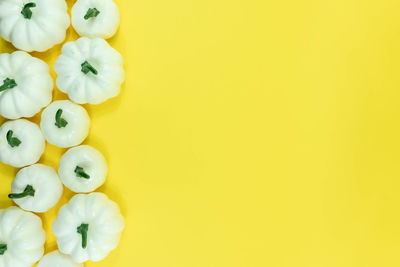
[0,200,12,209]
[0,37,15,53]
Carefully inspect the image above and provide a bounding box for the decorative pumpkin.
[54,37,125,104]
[53,193,125,263]
[58,145,108,193]
[0,206,46,267]
[9,164,63,213]
[0,0,70,52]
[0,51,53,120]
[72,0,120,39]
[41,100,90,148]
[0,119,45,168]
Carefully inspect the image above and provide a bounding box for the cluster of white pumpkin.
[0,0,125,266]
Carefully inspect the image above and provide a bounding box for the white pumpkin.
[53,193,125,263]
[58,145,108,193]
[37,250,82,267]
[54,37,125,104]
[40,100,90,148]
[0,0,70,52]
[0,119,45,168]
[9,164,63,213]
[0,51,53,120]
[72,0,120,39]
[0,206,46,267]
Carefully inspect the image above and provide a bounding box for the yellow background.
[1,0,400,266]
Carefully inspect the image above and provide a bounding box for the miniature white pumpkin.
[0,0,70,52]
[54,37,125,104]
[0,119,45,168]
[9,164,63,213]
[0,51,53,120]
[53,193,125,263]
[72,0,120,39]
[0,206,46,267]
[58,145,108,193]
[40,100,90,148]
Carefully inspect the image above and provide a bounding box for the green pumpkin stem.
[55,109,68,128]
[6,130,21,148]
[0,244,7,255]
[8,185,35,199]
[75,166,90,179]
[21,2,36,19]
[84,8,100,20]
[81,61,98,75]
[0,78,17,92]
[77,223,89,249]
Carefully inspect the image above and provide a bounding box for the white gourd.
[53,193,125,263]
[0,0,70,52]
[54,37,125,105]
[0,51,53,120]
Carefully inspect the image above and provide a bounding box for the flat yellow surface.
[1,0,400,266]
